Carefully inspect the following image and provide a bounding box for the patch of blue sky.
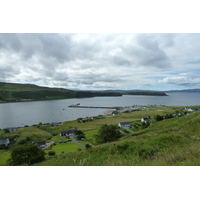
[169,72,179,75]
[146,76,165,80]
[192,69,200,74]
[140,84,188,91]
[187,60,200,64]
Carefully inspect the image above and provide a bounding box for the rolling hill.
[0,82,122,103]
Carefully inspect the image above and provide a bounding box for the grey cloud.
[0,33,73,64]
[0,67,20,82]
[0,33,22,51]
[119,34,172,69]
[1,33,200,90]
[112,56,131,66]
[159,73,200,87]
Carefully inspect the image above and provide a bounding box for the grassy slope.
[0,82,121,103]
[36,110,200,166]
[0,150,10,166]
[45,143,85,155]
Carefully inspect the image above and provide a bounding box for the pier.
[68,104,122,110]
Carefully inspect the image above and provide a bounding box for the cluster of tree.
[155,113,180,122]
[94,124,121,144]
[7,143,45,166]
[76,130,86,140]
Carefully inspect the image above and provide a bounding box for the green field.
[84,129,99,144]
[14,127,52,142]
[0,150,10,166]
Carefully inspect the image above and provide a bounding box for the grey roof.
[60,128,76,135]
[142,118,149,120]
[119,122,130,125]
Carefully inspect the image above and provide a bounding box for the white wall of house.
[0,138,10,146]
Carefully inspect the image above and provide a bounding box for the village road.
[124,127,135,133]
[69,135,86,148]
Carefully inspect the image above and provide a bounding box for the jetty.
[68,104,122,110]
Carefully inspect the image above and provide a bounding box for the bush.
[0,144,9,149]
[18,139,26,145]
[48,151,56,156]
[155,115,164,121]
[95,124,121,144]
[85,144,92,149]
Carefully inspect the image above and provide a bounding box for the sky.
[1,33,200,91]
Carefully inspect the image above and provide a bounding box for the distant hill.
[87,89,167,96]
[166,89,200,93]
[0,82,122,103]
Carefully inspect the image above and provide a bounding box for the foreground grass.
[45,143,85,155]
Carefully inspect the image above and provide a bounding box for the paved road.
[69,135,86,147]
[120,130,127,135]
[124,127,135,133]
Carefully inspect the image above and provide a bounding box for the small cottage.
[118,122,131,128]
[141,117,150,123]
[0,138,10,146]
[60,128,77,137]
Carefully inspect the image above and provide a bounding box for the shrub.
[95,124,121,144]
[18,139,26,145]
[48,151,56,156]
[85,144,92,149]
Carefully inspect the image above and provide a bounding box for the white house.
[0,138,10,146]
[141,117,150,123]
[118,122,131,128]
[60,128,77,137]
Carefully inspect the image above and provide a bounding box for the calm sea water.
[0,92,200,129]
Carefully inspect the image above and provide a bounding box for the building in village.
[60,128,77,137]
[118,122,131,128]
[0,138,10,146]
[141,117,150,123]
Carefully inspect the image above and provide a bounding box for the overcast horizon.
[1,33,200,91]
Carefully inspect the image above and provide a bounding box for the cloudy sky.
[1,33,200,91]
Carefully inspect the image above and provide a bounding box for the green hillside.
[34,108,200,166]
[0,82,121,103]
